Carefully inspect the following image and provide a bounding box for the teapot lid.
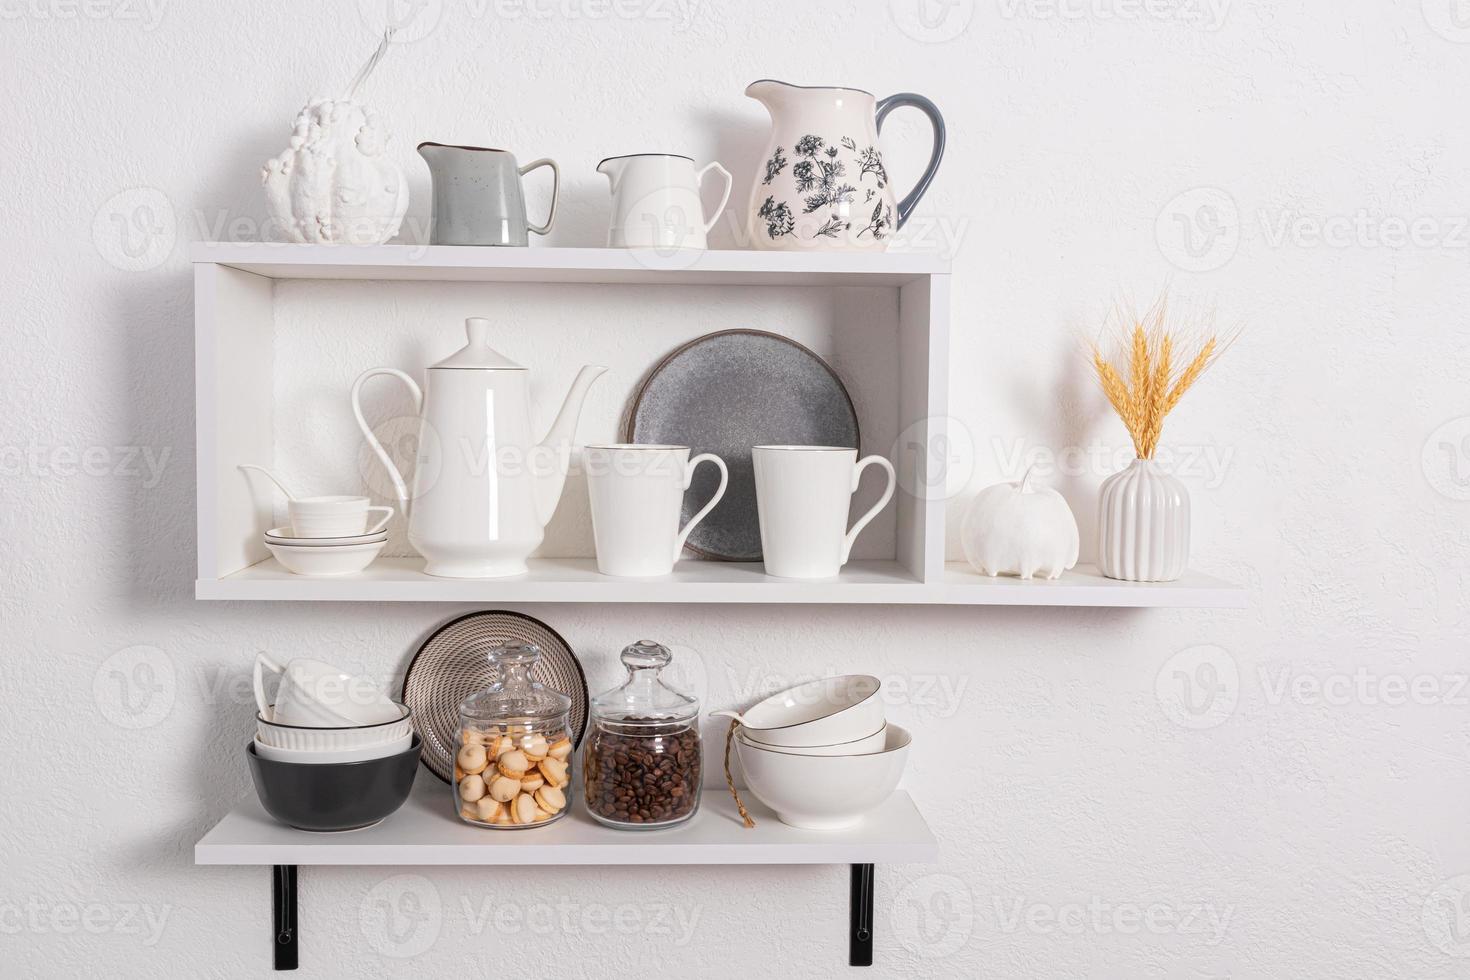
[431,317,526,370]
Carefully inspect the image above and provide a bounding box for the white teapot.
[352,318,606,578]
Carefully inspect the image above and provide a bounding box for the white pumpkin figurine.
[260,32,407,245]
[961,466,1079,580]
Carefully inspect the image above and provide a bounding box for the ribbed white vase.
[1097,458,1190,582]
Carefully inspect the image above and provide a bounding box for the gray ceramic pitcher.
[418,142,560,246]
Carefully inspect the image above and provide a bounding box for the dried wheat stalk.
[1088,295,1228,459]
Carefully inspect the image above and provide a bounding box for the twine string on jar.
[723,718,755,829]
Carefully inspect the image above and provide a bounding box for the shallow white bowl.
[265,527,388,548]
[257,706,412,751]
[265,540,387,577]
[735,723,911,830]
[737,723,887,757]
[729,675,884,748]
[253,733,413,764]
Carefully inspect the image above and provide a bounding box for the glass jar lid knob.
[622,639,672,670]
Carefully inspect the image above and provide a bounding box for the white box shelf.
[193,243,1242,608]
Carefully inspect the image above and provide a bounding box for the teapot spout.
[533,364,607,526]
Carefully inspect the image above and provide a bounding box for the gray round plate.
[625,329,859,561]
[401,611,588,783]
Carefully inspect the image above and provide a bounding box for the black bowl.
[246,735,421,832]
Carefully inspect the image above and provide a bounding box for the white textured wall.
[3,1,1469,977]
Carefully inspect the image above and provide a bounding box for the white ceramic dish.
[265,527,388,548]
[265,539,387,577]
[735,723,911,830]
[253,733,413,764]
[737,723,887,757]
[714,674,883,748]
[256,707,412,751]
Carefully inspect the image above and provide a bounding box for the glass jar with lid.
[583,640,702,830]
[453,641,574,829]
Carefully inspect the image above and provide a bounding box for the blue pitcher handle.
[874,93,946,229]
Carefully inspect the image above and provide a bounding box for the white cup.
[253,653,402,727]
[584,444,729,577]
[287,495,393,538]
[753,446,896,579]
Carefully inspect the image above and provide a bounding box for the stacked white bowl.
[254,654,411,763]
[722,674,910,830]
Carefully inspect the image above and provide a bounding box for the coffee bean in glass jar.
[584,641,703,830]
[585,720,701,828]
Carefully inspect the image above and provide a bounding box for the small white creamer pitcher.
[597,153,732,250]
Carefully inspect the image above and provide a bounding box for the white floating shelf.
[194,557,1243,607]
[195,775,938,867]
[192,242,948,286]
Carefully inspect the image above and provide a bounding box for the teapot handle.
[518,158,560,236]
[874,93,946,229]
[351,367,422,513]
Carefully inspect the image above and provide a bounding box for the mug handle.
[840,455,897,566]
[253,652,285,719]
[351,367,422,514]
[519,158,560,236]
[874,93,946,229]
[695,161,733,234]
[672,453,729,562]
[365,506,395,534]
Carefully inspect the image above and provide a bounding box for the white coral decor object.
[261,98,408,245]
[961,466,1080,580]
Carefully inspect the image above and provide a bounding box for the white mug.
[596,154,733,250]
[287,495,393,538]
[753,446,897,579]
[253,653,401,727]
[584,444,729,577]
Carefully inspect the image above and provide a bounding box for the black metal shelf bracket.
[850,863,875,966]
[272,865,298,971]
[266,862,877,969]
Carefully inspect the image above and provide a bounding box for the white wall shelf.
[193,243,1242,608]
[197,774,936,969]
[196,775,937,867]
[195,556,1245,607]
[192,242,948,286]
